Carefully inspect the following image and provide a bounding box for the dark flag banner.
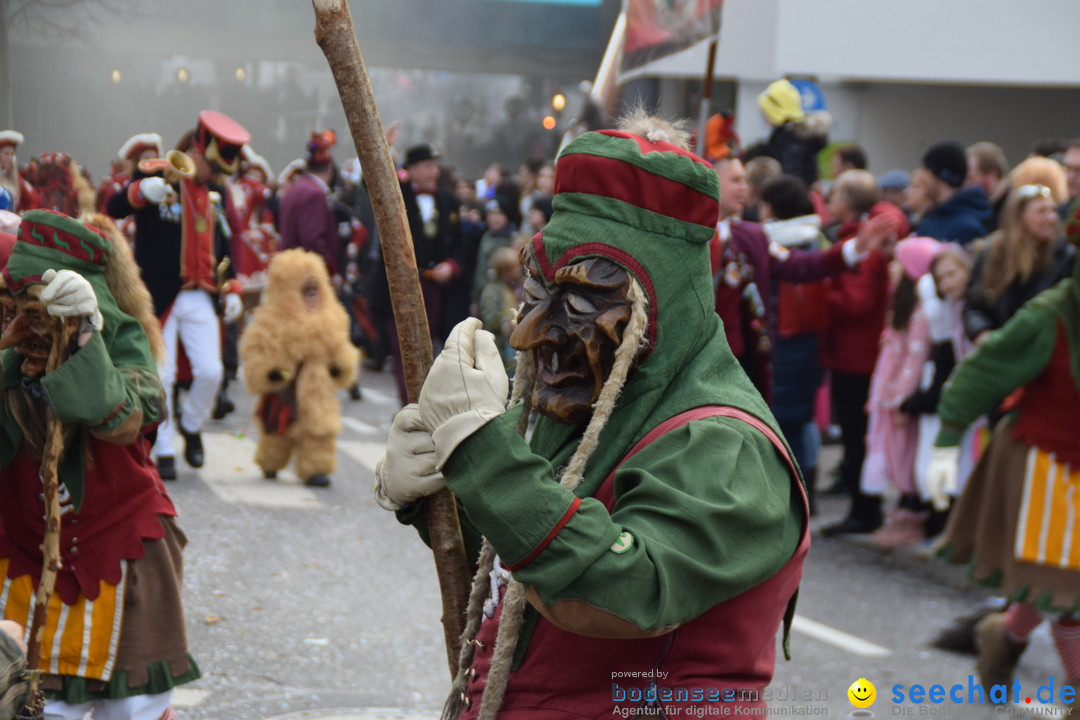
[619,0,724,78]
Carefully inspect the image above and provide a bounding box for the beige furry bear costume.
[239,249,358,485]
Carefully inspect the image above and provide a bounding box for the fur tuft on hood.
[616,106,693,151]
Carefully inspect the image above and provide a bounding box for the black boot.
[822,492,882,536]
[156,456,177,481]
[925,503,953,539]
[179,425,204,468]
[212,379,235,420]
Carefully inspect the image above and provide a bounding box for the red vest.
[460,407,810,719]
[180,178,218,293]
[1012,322,1080,465]
[0,434,176,604]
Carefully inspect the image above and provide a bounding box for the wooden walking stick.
[20,316,79,720]
[312,0,472,679]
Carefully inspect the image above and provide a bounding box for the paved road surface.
[163,367,1068,720]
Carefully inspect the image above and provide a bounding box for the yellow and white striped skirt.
[0,558,126,682]
[1015,447,1080,571]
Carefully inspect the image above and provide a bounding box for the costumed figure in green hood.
[927,233,1080,710]
[0,210,198,720]
[375,112,809,719]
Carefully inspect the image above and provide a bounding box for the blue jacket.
[916,185,992,246]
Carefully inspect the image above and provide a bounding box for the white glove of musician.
[925,446,961,512]
[374,404,444,511]
[223,293,243,324]
[139,177,170,205]
[418,317,509,469]
[39,269,104,333]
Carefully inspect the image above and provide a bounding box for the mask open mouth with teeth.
[510,253,634,424]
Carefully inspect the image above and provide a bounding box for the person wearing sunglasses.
[963,183,1076,347]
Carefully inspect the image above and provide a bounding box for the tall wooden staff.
[312,0,471,679]
[20,317,78,719]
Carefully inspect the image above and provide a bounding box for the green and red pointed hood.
[524,129,783,494]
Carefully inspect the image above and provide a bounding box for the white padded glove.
[223,293,243,324]
[139,177,170,204]
[418,317,509,469]
[926,446,960,511]
[373,404,444,511]
[39,269,104,333]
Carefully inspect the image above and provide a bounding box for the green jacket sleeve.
[40,321,164,433]
[443,411,802,631]
[936,304,1056,447]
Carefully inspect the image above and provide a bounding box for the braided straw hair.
[442,279,650,720]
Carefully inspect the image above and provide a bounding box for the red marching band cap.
[118,133,163,163]
[194,110,251,174]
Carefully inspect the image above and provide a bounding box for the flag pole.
[696,38,718,157]
[560,10,625,156]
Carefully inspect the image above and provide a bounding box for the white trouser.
[153,288,223,458]
[45,690,173,720]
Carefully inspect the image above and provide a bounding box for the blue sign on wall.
[789,79,827,113]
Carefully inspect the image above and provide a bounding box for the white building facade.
[638,0,1080,175]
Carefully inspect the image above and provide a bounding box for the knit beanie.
[896,236,942,281]
[922,141,967,188]
[758,79,804,127]
[5,209,112,295]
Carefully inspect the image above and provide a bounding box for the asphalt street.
[162,365,1071,720]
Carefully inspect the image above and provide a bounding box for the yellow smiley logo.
[847,678,876,708]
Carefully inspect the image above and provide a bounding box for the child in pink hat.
[863,237,942,547]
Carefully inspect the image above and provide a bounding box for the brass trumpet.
[165,149,196,183]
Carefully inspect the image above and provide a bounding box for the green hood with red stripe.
[524,129,788,496]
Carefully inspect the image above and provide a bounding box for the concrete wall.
[631,0,1080,178]
[734,80,1080,179]
[774,0,1080,87]
[643,0,1080,86]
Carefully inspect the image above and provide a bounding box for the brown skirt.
[942,419,1080,614]
[43,515,197,695]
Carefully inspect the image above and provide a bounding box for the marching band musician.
[106,110,248,480]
